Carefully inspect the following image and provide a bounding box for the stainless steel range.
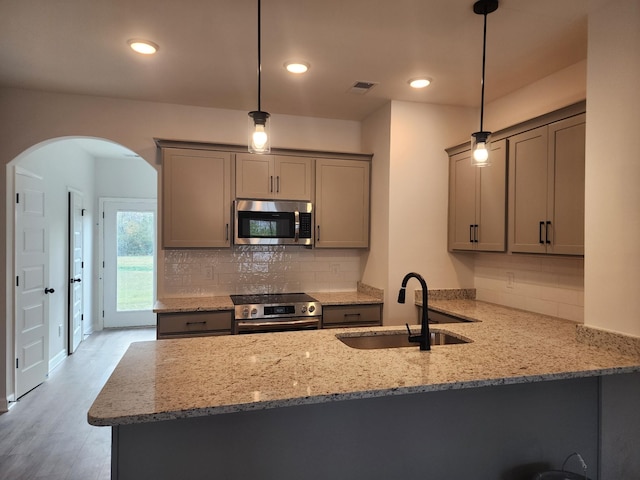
[230,293,322,334]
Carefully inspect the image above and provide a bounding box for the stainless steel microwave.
[234,199,313,246]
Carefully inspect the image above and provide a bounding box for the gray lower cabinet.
[322,304,382,328]
[157,311,233,339]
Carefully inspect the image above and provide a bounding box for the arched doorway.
[7,136,157,398]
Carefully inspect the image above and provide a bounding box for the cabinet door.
[235,153,274,199]
[274,156,313,201]
[322,304,382,328]
[448,140,506,252]
[315,159,370,248]
[448,150,477,251]
[476,139,507,251]
[157,311,232,339]
[508,126,549,253]
[547,114,585,255]
[162,148,231,248]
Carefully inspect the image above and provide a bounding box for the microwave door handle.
[294,210,300,243]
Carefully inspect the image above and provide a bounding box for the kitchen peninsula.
[90,300,640,480]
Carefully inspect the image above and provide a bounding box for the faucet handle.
[406,323,422,345]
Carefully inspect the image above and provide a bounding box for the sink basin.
[337,331,470,350]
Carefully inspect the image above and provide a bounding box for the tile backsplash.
[162,246,362,297]
[473,253,584,322]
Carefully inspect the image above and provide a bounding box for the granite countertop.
[153,296,234,313]
[153,290,382,313]
[89,299,640,427]
[308,291,382,306]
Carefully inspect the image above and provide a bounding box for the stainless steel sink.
[337,331,470,350]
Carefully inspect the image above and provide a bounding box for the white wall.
[94,156,157,199]
[584,0,640,337]
[13,141,97,369]
[1,88,362,405]
[361,103,392,301]
[365,101,477,324]
[484,60,587,132]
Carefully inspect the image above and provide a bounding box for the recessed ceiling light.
[127,39,159,55]
[408,77,432,89]
[284,61,310,74]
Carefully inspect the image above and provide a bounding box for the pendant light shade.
[471,0,498,167]
[248,0,271,154]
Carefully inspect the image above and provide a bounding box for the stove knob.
[251,308,258,316]
[242,308,250,318]
[301,306,307,313]
[308,305,315,313]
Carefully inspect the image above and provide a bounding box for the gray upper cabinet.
[315,158,370,248]
[235,153,313,201]
[162,148,232,248]
[448,139,507,252]
[508,113,585,255]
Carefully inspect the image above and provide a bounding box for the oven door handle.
[294,210,300,243]
[236,318,319,330]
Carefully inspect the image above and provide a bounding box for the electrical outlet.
[506,272,515,289]
[330,263,340,275]
[203,266,213,280]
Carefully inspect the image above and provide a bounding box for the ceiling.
[0,0,606,122]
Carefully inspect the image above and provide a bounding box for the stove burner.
[230,293,318,305]
[229,292,322,331]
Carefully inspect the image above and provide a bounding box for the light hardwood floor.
[0,328,156,480]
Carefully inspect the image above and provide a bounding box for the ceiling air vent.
[349,81,378,95]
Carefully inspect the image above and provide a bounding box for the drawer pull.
[344,313,361,318]
[186,321,207,326]
[539,221,545,244]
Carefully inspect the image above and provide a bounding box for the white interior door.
[15,168,50,398]
[68,189,84,353]
[102,199,157,328]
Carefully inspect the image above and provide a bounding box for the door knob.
[44,288,55,294]
[70,278,82,283]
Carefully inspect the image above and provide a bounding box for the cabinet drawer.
[322,304,382,327]
[157,311,232,338]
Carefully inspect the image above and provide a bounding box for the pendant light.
[248,0,271,154]
[471,0,498,167]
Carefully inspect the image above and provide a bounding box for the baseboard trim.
[49,349,67,372]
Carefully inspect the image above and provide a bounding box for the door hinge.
[81,208,86,216]
[102,310,105,318]
[16,358,19,369]
[81,314,84,321]
[102,261,105,268]
[81,261,84,268]
[102,211,105,219]
[16,276,19,287]
[16,193,19,204]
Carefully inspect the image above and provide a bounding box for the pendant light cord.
[257,0,262,112]
[479,8,488,132]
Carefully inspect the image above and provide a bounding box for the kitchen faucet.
[397,272,431,351]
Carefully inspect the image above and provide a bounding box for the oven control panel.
[235,302,321,320]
